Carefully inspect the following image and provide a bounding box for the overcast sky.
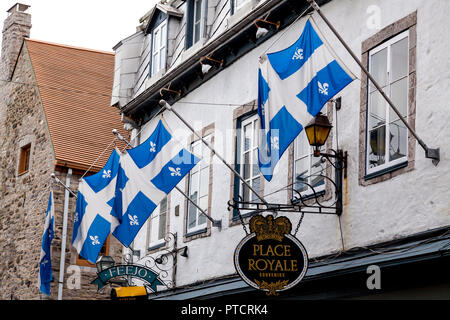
[0,0,158,52]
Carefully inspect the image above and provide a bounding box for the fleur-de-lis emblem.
[271,136,280,150]
[90,235,100,245]
[74,212,79,224]
[41,259,49,266]
[149,141,156,153]
[318,81,329,95]
[169,167,181,177]
[292,48,304,60]
[102,170,111,179]
[128,214,139,226]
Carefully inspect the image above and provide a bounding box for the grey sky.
[0,0,158,52]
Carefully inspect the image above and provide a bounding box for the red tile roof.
[25,39,127,172]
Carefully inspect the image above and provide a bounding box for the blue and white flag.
[257,18,355,181]
[111,119,200,247]
[38,191,55,296]
[72,149,120,264]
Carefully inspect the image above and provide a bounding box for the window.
[186,0,204,49]
[151,20,167,76]
[366,30,409,175]
[292,131,325,198]
[18,143,31,175]
[186,135,211,234]
[238,114,261,206]
[148,197,168,249]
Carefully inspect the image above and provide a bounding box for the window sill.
[185,227,207,238]
[365,160,408,181]
[148,240,166,252]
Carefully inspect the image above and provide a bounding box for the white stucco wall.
[128,0,450,288]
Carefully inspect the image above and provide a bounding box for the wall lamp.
[155,246,188,264]
[254,18,280,39]
[304,112,347,215]
[199,56,223,74]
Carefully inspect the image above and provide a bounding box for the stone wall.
[0,41,123,301]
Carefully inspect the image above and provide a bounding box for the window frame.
[186,0,205,49]
[366,30,410,176]
[147,196,169,251]
[186,135,212,235]
[292,131,326,199]
[150,19,168,77]
[238,113,261,206]
[18,143,31,175]
[359,11,417,186]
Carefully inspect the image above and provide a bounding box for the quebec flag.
[72,149,120,264]
[111,119,200,247]
[257,18,355,181]
[38,191,55,296]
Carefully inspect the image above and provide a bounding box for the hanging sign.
[234,214,308,296]
[92,264,164,292]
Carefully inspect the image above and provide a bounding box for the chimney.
[1,3,31,79]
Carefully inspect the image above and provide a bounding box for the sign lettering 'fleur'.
[169,167,181,177]
[90,235,100,245]
[318,81,329,95]
[128,214,139,226]
[292,48,304,60]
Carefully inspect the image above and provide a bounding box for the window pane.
[188,193,198,228]
[389,120,407,161]
[251,177,261,202]
[243,152,250,179]
[190,171,199,196]
[294,158,309,193]
[195,0,202,23]
[242,182,250,203]
[391,37,409,81]
[369,48,387,91]
[389,77,408,122]
[153,30,160,51]
[243,123,252,151]
[252,149,259,177]
[369,89,386,130]
[199,167,209,197]
[310,156,325,188]
[294,133,309,159]
[368,126,386,167]
[153,53,159,74]
[158,211,166,240]
[160,24,166,46]
[160,47,166,71]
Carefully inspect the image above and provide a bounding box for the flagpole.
[160,99,269,206]
[306,0,440,165]
[113,128,222,229]
[57,168,72,300]
[51,173,77,198]
[174,186,222,229]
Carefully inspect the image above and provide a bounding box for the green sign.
[92,265,164,292]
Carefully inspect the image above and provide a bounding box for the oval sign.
[234,215,308,296]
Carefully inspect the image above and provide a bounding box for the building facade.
[0,3,126,300]
[110,0,450,299]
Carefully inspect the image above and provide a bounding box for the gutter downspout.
[57,168,72,300]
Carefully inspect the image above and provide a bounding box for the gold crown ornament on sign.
[249,215,292,242]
